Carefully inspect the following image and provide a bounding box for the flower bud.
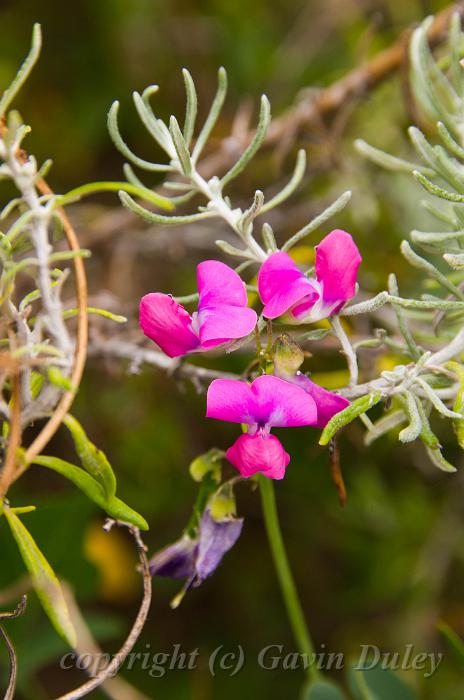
[273,334,304,377]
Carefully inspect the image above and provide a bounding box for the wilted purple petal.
[194,509,243,584]
[149,536,197,579]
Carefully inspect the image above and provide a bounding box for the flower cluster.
[140,229,360,480]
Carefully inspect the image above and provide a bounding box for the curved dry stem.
[0,595,28,700]
[53,521,152,700]
[7,178,89,487]
[0,372,21,499]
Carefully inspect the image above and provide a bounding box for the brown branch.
[0,595,27,700]
[269,3,464,140]
[0,372,21,500]
[328,437,346,508]
[53,521,152,700]
[3,178,89,492]
[200,1,464,178]
[87,337,239,387]
[61,582,151,700]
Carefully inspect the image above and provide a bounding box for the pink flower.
[283,373,349,429]
[140,260,258,357]
[272,334,350,428]
[258,229,361,323]
[206,375,319,480]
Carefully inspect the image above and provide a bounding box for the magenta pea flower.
[140,260,257,357]
[282,373,349,429]
[206,375,319,480]
[273,334,349,428]
[257,229,362,323]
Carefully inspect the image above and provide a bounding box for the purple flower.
[206,375,319,480]
[148,536,197,579]
[140,260,257,357]
[149,508,243,590]
[257,229,362,323]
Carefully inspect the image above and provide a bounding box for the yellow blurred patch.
[84,522,140,602]
[287,245,315,265]
[310,370,350,389]
[376,354,411,373]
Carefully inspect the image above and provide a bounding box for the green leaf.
[348,666,418,700]
[54,181,174,210]
[0,24,42,118]
[302,681,347,700]
[282,190,351,252]
[62,306,127,323]
[425,444,457,473]
[32,455,148,530]
[446,361,464,448]
[63,414,116,499]
[221,94,271,187]
[3,507,76,648]
[47,367,74,392]
[319,393,383,445]
[438,621,464,665]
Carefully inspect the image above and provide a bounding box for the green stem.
[53,182,174,210]
[258,475,321,683]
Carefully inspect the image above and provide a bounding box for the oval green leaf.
[4,508,76,648]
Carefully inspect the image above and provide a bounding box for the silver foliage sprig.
[337,13,464,469]
[108,68,352,262]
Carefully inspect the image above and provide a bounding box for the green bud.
[209,482,237,522]
[189,448,223,483]
[274,334,304,377]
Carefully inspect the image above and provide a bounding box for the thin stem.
[258,476,320,683]
[53,521,151,700]
[0,371,21,499]
[0,595,27,700]
[190,170,267,262]
[330,316,358,387]
[54,181,173,210]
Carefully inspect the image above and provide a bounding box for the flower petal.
[258,252,316,319]
[194,509,243,584]
[197,260,248,308]
[250,375,318,428]
[198,305,257,348]
[206,379,256,425]
[264,279,319,320]
[315,230,361,308]
[149,536,197,579]
[291,373,349,429]
[226,432,290,480]
[140,293,199,357]
[207,375,318,428]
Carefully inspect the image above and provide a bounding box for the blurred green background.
[1,0,464,698]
